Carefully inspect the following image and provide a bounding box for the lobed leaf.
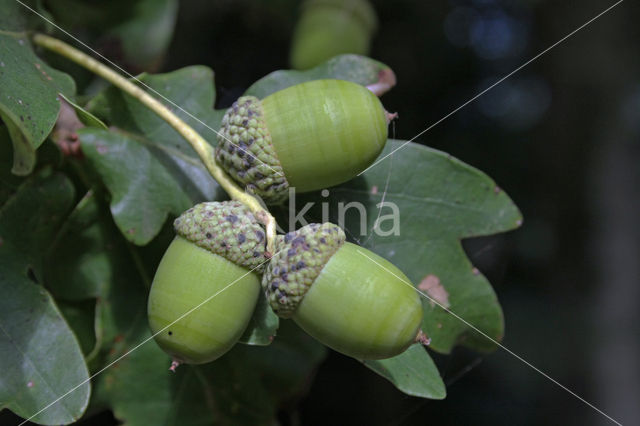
[0,171,90,425]
[277,140,521,397]
[0,31,75,175]
[81,66,221,245]
[244,54,394,99]
[78,128,193,246]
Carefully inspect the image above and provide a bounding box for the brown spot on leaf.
[370,186,378,195]
[418,274,450,309]
[366,68,397,96]
[472,267,480,275]
[494,186,501,194]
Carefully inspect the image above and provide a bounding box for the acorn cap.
[215,97,290,204]
[262,223,345,317]
[173,201,268,271]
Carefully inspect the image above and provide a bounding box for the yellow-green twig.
[32,33,277,254]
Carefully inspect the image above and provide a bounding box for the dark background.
[7,0,639,425]
[164,0,640,425]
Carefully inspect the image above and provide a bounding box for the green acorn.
[290,0,378,70]
[147,201,268,365]
[262,223,424,360]
[215,79,390,204]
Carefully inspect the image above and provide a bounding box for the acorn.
[290,0,378,70]
[215,79,390,204]
[147,201,268,365]
[262,223,424,360]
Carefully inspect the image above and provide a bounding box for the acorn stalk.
[262,223,424,360]
[147,201,268,365]
[216,79,390,204]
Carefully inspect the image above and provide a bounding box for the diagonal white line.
[358,0,625,176]
[15,0,283,177]
[18,252,278,426]
[356,249,623,426]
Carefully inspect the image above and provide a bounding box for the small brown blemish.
[169,359,181,372]
[472,267,480,275]
[437,323,443,329]
[366,68,397,96]
[114,334,124,343]
[414,330,431,346]
[371,186,378,195]
[418,274,450,309]
[127,228,135,235]
[494,186,501,194]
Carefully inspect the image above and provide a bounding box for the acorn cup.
[262,223,425,360]
[147,201,268,366]
[290,0,378,70]
[215,79,391,204]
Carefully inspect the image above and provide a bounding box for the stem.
[32,33,277,254]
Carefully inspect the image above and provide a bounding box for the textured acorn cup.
[290,0,378,70]
[147,201,267,365]
[215,79,388,204]
[262,223,423,360]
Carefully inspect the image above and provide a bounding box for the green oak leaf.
[58,94,107,130]
[239,291,279,346]
[0,170,91,425]
[45,190,133,301]
[273,140,521,397]
[86,65,220,149]
[81,66,221,244]
[78,128,193,245]
[244,54,394,99]
[0,31,75,175]
[291,140,521,354]
[363,345,446,399]
[0,125,23,206]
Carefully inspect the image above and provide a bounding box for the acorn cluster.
[148,78,426,366]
